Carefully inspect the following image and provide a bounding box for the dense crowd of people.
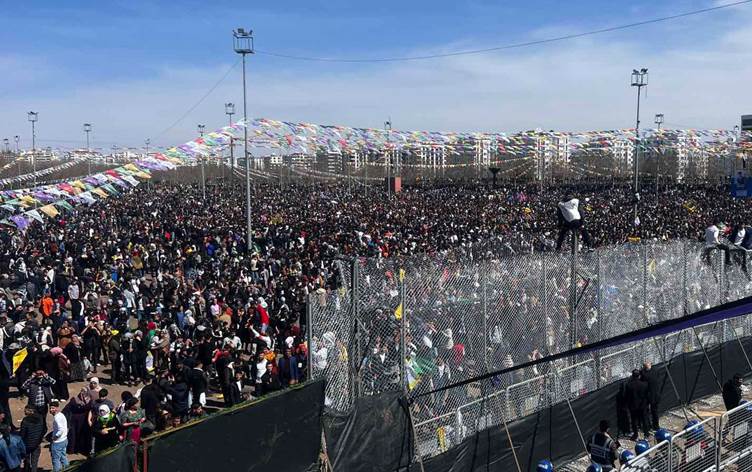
[0,177,743,470]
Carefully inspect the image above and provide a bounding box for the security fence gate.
[308,240,752,460]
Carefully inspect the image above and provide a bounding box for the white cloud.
[1,9,751,149]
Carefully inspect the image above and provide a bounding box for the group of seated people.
[704,221,752,270]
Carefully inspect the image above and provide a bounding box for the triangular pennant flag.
[25,210,44,224]
[39,204,59,218]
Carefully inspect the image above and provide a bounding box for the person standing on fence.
[704,220,731,266]
[625,369,649,441]
[555,194,592,251]
[641,362,660,430]
[723,373,743,410]
[586,419,619,471]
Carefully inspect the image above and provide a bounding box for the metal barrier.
[555,358,597,403]
[670,416,720,472]
[622,440,672,471]
[308,240,752,461]
[720,401,752,470]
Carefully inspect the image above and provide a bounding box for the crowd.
[0,177,744,471]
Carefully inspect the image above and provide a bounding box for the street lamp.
[28,111,38,184]
[2,138,8,155]
[14,136,19,154]
[233,27,255,252]
[145,138,150,156]
[83,123,92,174]
[225,102,236,172]
[198,124,206,200]
[630,68,648,225]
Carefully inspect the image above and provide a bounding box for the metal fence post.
[682,240,689,316]
[400,267,407,394]
[306,294,313,382]
[481,264,489,372]
[570,232,579,352]
[351,258,361,399]
[595,249,602,388]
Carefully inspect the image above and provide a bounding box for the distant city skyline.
[1,0,750,149]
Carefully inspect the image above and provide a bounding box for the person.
[723,374,743,410]
[536,459,554,471]
[586,419,619,471]
[624,369,649,440]
[139,375,163,426]
[118,397,145,442]
[0,424,26,472]
[227,370,245,407]
[63,388,93,457]
[91,405,118,453]
[49,401,69,472]
[187,403,207,422]
[556,194,591,250]
[619,450,635,466]
[641,362,660,430]
[21,370,55,416]
[19,406,46,472]
[704,220,731,266]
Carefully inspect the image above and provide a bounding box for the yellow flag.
[12,348,27,374]
[394,303,403,320]
[124,163,140,172]
[92,188,109,198]
[71,180,86,189]
[135,172,152,179]
[399,268,405,282]
[39,205,59,218]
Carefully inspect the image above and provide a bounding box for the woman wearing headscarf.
[49,347,70,401]
[118,398,145,443]
[62,388,93,457]
[91,405,118,453]
[63,336,86,382]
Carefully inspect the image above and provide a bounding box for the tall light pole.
[385,119,392,197]
[28,111,38,185]
[225,102,235,172]
[234,28,255,252]
[654,113,663,193]
[13,136,19,155]
[83,123,92,174]
[145,138,150,157]
[198,124,206,200]
[2,138,8,155]
[630,68,648,226]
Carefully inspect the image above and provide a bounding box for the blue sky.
[0,0,750,149]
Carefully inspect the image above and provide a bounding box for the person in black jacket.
[723,374,744,410]
[226,370,245,407]
[167,373,190,421]
[641,362,661,430]
[139,376,163,426]
[19,406,46,472]
[624,369,649,441]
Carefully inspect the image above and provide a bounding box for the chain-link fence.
[310,239,752,461]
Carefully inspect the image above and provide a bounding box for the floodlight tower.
[630,68,648,225]
[198,123,206,200]
[233,27,255,251]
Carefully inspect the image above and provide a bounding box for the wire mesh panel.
[645,242,686,324]
[622,440,672,471]
[541,251,573,356]
[691,322,724,351]
[720,401,752,471]
[554,358,597,403]
[726,249,752,304]
[455,387,507,442]
[412,411,458,459]
[310,287,354,411]
[599,244,645,339]
[358,257,403,396]
[574,250,599,349]
[599,344,640,386]
[669,417,720,472]
[685,242,722,314]
[505,374,549,421]
[665,328,695,359]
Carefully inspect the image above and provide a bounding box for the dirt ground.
[10,366,133,471]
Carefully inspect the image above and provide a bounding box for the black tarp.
[67,441,136,472]
[324,390,413,472]
[410,336,752,472]
[147,379,325,472]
